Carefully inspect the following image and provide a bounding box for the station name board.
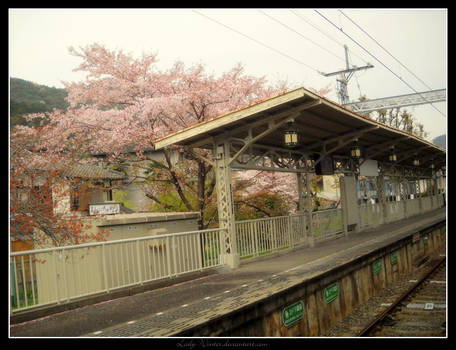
[89,202,121,216]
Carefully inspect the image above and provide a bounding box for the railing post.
[271,219,277,253]
[15,257,22,307]
[21,256,28,307]
[168,236,175,277]
[29,254,36,306]
[136,240,143,285]
[101,244,109,293]
[53,251,61,303]
[287,215,292,248]
[253,222,259,257]
[61,248,70,303]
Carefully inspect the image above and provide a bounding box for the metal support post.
[417,180,423,214]
[305,172,314,247]
[214,141,240,269]
[339,175,349,237]
[377,175,386,225]
[296,172,305,212]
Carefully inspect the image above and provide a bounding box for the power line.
[258,10,346,64]
[314,10,446,118]
[338,10,436,92]
[290,9,371,66]
[192,10,322,76]
[339,10,446,118]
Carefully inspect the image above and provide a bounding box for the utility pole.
[321,45,374,105]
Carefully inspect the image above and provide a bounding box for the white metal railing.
[385,200,405,223]
[359,203,383,230]
[10,228,223,312]
[11,194,445,312]
[359,194,445,229]
[404,198,420,218]
[235,214,307,259]
[311,208,344,242]
[235,209,343,260]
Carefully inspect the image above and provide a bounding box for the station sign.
[390,251,398,265]
[372,259,382,275]
[89,202,121,215]
[282,300,304,327]
[324,282,339,304]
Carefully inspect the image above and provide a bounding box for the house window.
[71,186,80,211]
[71,184,91,211]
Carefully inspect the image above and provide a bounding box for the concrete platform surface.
[10,208,446,337]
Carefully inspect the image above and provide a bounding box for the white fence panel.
[311,209,343,242]
[359,203,382,230]
[10,229,223,312]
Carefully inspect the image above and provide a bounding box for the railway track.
[358,257,446,337]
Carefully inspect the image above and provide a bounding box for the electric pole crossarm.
[321,64,374,77]
[323,45,374,105]
[344,89,446,113]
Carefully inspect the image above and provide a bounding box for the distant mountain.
[433,134,446,149]
[10,77,68,127]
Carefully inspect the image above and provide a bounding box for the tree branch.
[163,149,194,211]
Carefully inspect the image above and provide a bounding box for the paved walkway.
[10,208,446,337]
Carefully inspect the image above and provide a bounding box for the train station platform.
[10,207,446,337]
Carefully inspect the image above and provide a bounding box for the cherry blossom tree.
[10,126,112,246]
[13,43,331,232]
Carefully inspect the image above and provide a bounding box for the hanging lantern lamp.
[350,138,361,159]
[284,120,299,148]
[389,146,397,162]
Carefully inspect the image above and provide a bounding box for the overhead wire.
[338,10,436,91]
[338,9,446,117]
[192,10,323,76]
[314,10,446,118]
[257,10,346,64]
[290,9,371,66]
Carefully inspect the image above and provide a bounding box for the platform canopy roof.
[154,87,446,170]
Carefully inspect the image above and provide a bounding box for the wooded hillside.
[10,77,68,127]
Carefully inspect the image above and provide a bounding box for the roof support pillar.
[296,172,314,247]
[376,174,386,225]
[339,175,349,237]
[214,141,239,269]
[304,173,314,247]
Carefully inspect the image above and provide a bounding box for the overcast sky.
[9,8,447,140]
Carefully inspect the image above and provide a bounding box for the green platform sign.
[390,251,398,265]
[373,259,382,275]
[324,282,339,304]
[282,300,304,327]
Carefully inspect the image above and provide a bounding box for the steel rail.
[357,256,446,337]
